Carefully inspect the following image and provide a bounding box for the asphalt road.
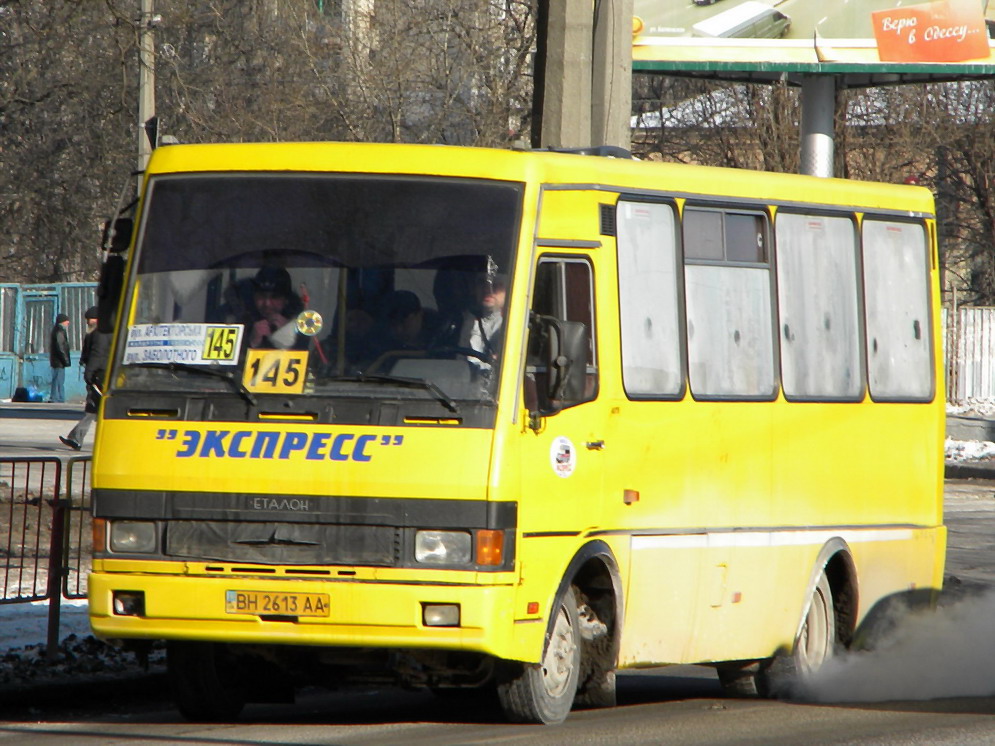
[0,403,87,458]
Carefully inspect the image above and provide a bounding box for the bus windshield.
[116,173,522,410]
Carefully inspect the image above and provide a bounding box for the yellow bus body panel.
[91,141,945,672]
[92,419,491,500]
[89,571,520,653]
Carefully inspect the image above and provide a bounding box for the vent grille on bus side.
[600,204,616,236]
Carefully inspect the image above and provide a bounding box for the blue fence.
[0,283,98,402]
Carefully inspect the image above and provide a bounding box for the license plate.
[225,590,330,617]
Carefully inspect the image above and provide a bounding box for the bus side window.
[862,218,932,401]
[683,206,775,399]
[527,257,598,414]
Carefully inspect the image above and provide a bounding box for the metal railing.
[946,306,995,404]
[0,455,92,658]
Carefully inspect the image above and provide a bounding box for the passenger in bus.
[424,268,476,349]
[363,290,426,370]
[246,266,309,350]
[316,307,375,374]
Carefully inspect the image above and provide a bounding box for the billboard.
[632,0,995,67]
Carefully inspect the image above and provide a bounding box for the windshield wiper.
[129,362,257,406]
[332,374,460,414]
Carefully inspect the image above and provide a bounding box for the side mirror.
[96,217,131,333]
[533,314,588,416]
[96,255,125,334]
[101,217,133,254]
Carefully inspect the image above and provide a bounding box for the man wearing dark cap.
[247,266,306,349]
[48,313,71,402]
[60,306,111,450]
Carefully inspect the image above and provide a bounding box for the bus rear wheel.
[719,571,836,699]
[496,586,581,724]
[760,570,836,698]
[167,641,247,721]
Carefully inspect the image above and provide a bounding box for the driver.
[460,273,506,371]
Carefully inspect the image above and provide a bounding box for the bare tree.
[631,75,799,172]
[1,0,536,283]
[153,0,535,146]
[842,81,995,305]
[925,82,995,305]
[0,2,137,283]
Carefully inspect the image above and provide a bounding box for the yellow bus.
[88,142,945,724]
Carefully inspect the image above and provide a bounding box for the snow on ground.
[0,598,91,650]
[947,399,995,418]
[946,437,995,462]
[947,401,995,463]
[0,599,163,688]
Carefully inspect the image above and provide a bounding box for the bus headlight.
[415,530,472,565]
[109,521,157,553]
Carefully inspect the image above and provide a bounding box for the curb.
[0,403,83,421]
[945,462,995,481]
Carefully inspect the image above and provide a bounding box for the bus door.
[520,254,607,545]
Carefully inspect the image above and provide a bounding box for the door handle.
[585,440,605,451]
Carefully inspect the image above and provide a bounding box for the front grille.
[166,521,399,566]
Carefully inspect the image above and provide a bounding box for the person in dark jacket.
[59,307,110,450]
[245,266,309,350]
[48,313,71,403]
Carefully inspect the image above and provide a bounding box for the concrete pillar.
[592,0,633,150]
[540,0,593,148]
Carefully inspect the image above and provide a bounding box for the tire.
[496,586,582,724]
[759,570,836,698]
[167,641,247,722]
[716,661,762,698]
[719,571,836,699]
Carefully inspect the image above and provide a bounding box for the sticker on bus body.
[550,436,576,478]
[123,323,244,366]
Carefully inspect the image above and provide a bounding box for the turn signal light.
[92,518,107,553]
[476,530,504,566]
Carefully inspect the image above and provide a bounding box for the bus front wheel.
[167,640,247,721]
[496,585,581,724]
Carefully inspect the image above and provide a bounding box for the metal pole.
[45,460,66,661]
[799,75,836,178]
[138,0,156,175]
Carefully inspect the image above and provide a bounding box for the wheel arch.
[801,538,859,650]
[545,540,624,702]
[547,541,623,638]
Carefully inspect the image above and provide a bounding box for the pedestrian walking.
[48,313,71,403]
[59,307,110,450]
